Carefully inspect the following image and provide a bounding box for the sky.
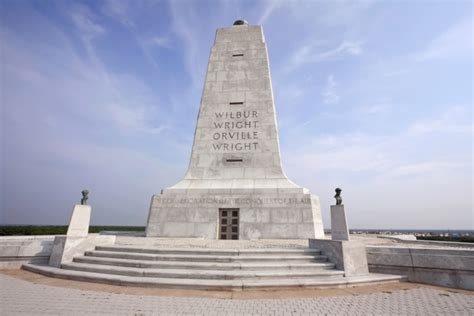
[0,0,472,230]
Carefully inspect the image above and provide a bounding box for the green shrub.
[0,225,145,236]
[416,236,474,243]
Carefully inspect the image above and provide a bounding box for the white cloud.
[107,101,170,135]
[2,5,169,137]
[316,0,375,28]
[383,161,466,179]
[69,4,106,41]
[102,0,136,28]
[282,126,472,229]
[1,4,188,225]
[147,36,170,48]
[361,102,391,114]
[418,19,473,60]
[322,75,340,104]
[287,40,363,72]
[258,0,283,25]
[168,1,205,88]
[409,105,472,134]
[138,36,171,69]
[294,133,390,173]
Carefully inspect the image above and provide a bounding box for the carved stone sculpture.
[81,190,89,205]
[334,188,342,205]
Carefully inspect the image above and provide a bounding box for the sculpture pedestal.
[66,204,91,237]
[49,204,114,267]
[331,205,350,241]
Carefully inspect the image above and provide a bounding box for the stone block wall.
[367,245,474,290]
[0,236,55,268]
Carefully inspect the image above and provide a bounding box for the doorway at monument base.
[146,189,325,239]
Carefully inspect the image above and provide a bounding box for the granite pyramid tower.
[146,20,324,239]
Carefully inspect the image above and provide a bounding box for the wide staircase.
[23,244,404,290]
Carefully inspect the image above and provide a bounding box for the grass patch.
[416,236,474,243]
[0,225,145,236]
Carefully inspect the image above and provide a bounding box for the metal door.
[219,208,239,240]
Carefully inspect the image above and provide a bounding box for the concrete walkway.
[1,270,473,315]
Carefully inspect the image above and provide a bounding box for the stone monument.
[146,20,324,239]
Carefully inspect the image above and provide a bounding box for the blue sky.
[1,0,472,229]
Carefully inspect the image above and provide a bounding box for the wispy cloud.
[317,0,374,28]
[322,75,340,104]
[383,161,466,179]
[287,41,363,72]
[70,4,105,38]
[102,0,136,28]
[3,4,169,137]
[146,36,170,48]
[168,1,208,90]
[258,0,283,25]
[417,19,472,60]
[360,101,391,114]
[409,105,472,134]
[101,0,169,68]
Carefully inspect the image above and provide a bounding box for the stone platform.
[22,237,405,291]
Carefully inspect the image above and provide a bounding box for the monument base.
[146,188,325,240]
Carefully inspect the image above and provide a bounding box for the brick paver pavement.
[0,273,473,315]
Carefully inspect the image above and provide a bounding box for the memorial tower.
[146,20,324,239]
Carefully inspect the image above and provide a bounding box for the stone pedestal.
[66,204,91,237]
[331,205,349,241]
[49,204,115,267]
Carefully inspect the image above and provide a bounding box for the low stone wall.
[0,236,55,268]
[309,239,369,277]
[367,245,474,290]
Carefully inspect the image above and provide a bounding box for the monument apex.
[146,21,325,239]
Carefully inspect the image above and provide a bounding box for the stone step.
[22,263,407,290]
[85,251,328,263]
[74,256,336,271]
[61,262,345,280]
[95,246,322,256]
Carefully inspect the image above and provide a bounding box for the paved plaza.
[1,271,472,315]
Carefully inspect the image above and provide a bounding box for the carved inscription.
[155,196,311,206]
[212,111,259,151]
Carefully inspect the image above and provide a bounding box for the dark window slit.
[229,102,244,105]
[232,54,244,57]
[226,159,243,163]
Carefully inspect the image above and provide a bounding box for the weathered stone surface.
[49,235,115,268]
[66,205,91,237]
[309,239,369,277]
[48,203,115,267]
[330,205,350,241]
[146,22,324,239]
[0,236,55,268]
[367,245,474,290]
